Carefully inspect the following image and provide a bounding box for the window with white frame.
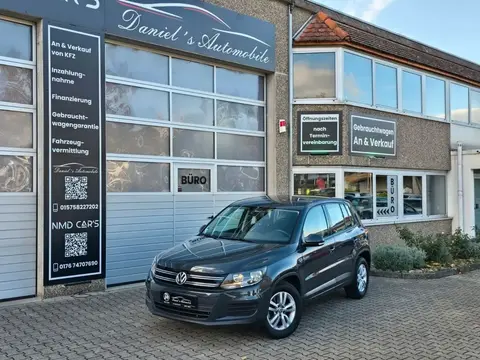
[105,42,266,193]
[450,83,469,122]
[293,47,480,126]
[293,52,336,99]
[344,52,373,105]
[0,18,35,193]
[293,168,447,223]
[425,76,446,119]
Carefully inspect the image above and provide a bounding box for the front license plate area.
[160,292,198,309]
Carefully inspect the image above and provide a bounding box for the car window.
[203,206,300,244]
[302,206,329,239]
[341,203,354,228]
[325,203,346,233]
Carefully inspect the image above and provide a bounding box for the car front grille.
[154,301,210,320]
[153,266,225,289]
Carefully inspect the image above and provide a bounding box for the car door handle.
[329,245,335,253]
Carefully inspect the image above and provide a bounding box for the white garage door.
[0,18,37,301]
[104,42,266,286]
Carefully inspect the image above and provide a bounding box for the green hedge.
[396,226,480,265]
[373,245,426,272]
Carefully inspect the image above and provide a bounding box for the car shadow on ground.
[148,288,349,340]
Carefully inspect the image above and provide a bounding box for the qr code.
[65,232,88,258]
[65,176,88,200]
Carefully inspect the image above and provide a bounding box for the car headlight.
[220,267,267,290]
[150,255,158,275]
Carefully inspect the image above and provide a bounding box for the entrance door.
[174,164,215,244]
[475,177,480,235]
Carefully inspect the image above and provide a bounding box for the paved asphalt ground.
[1,271,480,360]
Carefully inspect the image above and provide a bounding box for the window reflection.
[107,161,170,192]
[403,176,423,215]
[425,76,446,119]
[375,63,397,108]
[0,156,32,192]
[0,20,32,61]
[344,172,373,220]
[427,175,446,216]
[0,110,33,148]
[294,173,336,197]
[217,133,264,161]
[293,53,335,99]
[105,43,168,85]
[105,83,169,120]
[470,90,480,124]
[172,129,214,159]
[172,94,214,126]
[450,83,469,122]
[402,71,422,113]
[216,67,264,101]
[344,53,373,105]
[216,101,264,131]
[217,166,265,192]
[172,58,213,92]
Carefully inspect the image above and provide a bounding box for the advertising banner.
[44,24,105,285]
[350,115,396,157]
[298,112,342,155]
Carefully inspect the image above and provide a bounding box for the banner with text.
[44,24,105,285]
[104,0,276,72]
[298,112,342,155]
[350,115,396,157]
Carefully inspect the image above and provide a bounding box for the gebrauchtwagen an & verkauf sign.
[350,115,396,156]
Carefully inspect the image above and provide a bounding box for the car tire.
[264,281,302,339]
[345,257,369,299]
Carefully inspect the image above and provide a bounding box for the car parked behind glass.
[145,196,371,338]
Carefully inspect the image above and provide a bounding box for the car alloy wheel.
[267,291,296,331]
[357,263,368,293]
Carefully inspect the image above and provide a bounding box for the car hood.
[155,235,295,274]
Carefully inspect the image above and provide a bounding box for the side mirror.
[303,233,324,246]
[198,225,207,234]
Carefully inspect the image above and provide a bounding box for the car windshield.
[201,205,300,244]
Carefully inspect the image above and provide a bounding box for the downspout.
[288,3,294,196]
[457,142,464,232]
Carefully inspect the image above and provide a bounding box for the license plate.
[160,292,197,309]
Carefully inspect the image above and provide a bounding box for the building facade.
[0,0,479,302]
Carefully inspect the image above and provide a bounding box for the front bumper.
[145,275,271,326]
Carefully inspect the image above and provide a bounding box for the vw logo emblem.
[163,292,170,302]
[175,272,188,285]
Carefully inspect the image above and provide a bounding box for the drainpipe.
[457,142,464,232]
[288,3,294,196]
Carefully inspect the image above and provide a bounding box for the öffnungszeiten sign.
[350,115,396,156]
[298,112,342,155]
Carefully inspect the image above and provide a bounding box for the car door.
[298,205,338,298]
[322,202,348,280]
[333,203,358,281]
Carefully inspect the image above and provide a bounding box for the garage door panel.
[107,208,174,218]
[0,213,36,222]
[0,196,36,206]
[107,215,174,226]
[107,230,174,241]
[0,194,36,300]
[0,253,36,266]
[106,194,174,285]
[0,229,36,240]
[0,278,35,292]
[0,287,36,300]
[0,262,36,274]
[107,252,160,268]
[108,243,168,255]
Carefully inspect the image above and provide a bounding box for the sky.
[313,0,480,65]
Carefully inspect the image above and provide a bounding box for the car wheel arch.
[356,249,371,268]
[273,272,303,296]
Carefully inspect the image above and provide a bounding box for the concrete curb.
[371,262,480,279]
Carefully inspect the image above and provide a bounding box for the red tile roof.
[294,6,480,85]
[296,11,350,43]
